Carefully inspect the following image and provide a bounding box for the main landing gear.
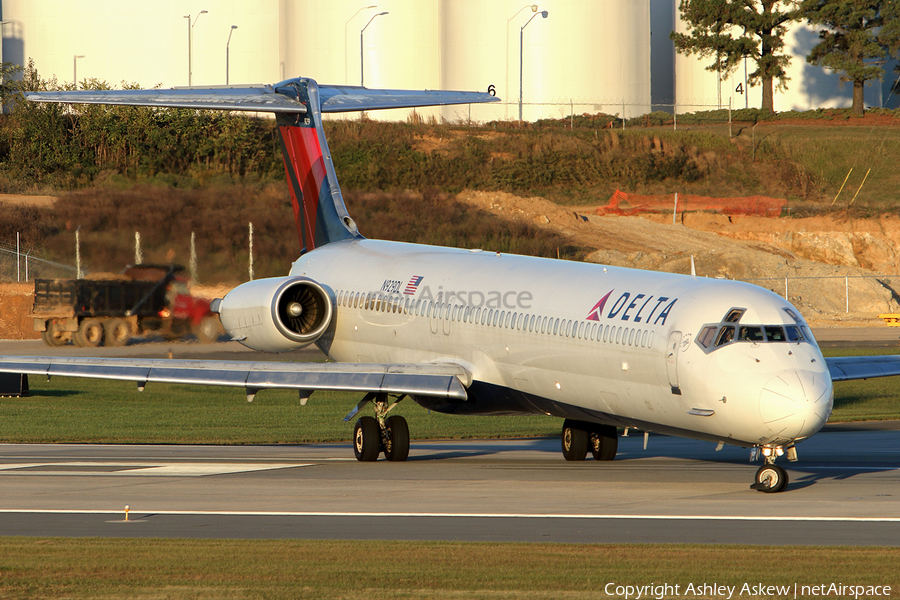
[561,419,618,461]
[349,393,410,462]
[750,444,797,493]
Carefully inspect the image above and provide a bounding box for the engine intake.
[274,280,331,343]
[216,277,334,352]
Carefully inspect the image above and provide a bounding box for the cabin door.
[666,330,682,395]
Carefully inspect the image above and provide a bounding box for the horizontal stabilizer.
[25,86,307,113]
[24,78,499,114]
[316,85,498,113]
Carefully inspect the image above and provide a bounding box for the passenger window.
[615,327,622,344]
[641,330,649,347]
[698,326,717,348]
[764,326,786,342]
[738,326,764,342]
[628,328,635,346]
[553,319,559,335]
[602,325,609,342]
[716,326,735,346]
[492,310,499,327]
[578,322,585,339]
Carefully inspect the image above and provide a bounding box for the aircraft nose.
[759,369,832,441]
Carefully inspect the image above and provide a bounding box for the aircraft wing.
[0,356,469,402]
[825,355,900,382]
[23,81,498,114]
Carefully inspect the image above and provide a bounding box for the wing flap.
[825,355,900,382]
[0,357,469,401]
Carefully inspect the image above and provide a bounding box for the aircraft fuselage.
[293,238,834,450]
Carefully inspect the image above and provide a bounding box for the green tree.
[801,0,900,116]
[671,0,802,111]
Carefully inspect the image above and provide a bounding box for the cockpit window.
[698,326,718,348]
[697,309,811,353]
[715,326,735,346]
[785,325,803,342]
[764,325,786,342]
[723,308,745,323]
[738,326,764,342]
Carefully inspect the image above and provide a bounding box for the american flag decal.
[404,276,424,295]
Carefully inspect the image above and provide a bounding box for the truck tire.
[104,318,131,347]
[74,318,105,347]
[40,321,71,347]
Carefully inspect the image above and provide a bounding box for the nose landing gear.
[750,444,797,493]
[752,463,788,493]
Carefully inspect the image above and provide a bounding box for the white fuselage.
[291,238,833,449]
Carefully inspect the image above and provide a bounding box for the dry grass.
[0,539,896,599]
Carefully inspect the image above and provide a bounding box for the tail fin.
[274,79,360,254]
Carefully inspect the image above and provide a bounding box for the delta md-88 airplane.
[2,77,899,493]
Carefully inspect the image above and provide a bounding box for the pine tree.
[802,0,900,116]
[671,0,802,111]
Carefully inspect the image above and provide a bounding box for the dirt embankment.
[456,190,900,324]
[4,190,900,339]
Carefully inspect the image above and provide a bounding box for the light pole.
[73,55,85,87]
[519,10,548,122]
[506,5,538,119]
[226,25,237,85]
[360,11,388,87]
[346,6,376,84]
[184,10,208,86]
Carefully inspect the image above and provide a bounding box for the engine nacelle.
[214,277,334,352]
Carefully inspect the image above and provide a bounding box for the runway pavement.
[0,336,898,545]
[0,422,898,545]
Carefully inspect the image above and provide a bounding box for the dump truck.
[32,264,222,347]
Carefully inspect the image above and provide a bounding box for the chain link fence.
[0,241,77,283]
[741,274,900,316]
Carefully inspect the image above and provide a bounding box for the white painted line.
[0,510,898,522]
[0,462,313,477]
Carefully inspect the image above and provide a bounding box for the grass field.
[0,347,896,444]
[0,539,896,600]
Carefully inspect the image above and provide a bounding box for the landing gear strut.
[561,419,618,462]
[349,393,410,462]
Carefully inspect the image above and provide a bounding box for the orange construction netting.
[597,189,786,217]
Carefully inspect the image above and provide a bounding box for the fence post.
[75,227,82,279]
[784,277,788,300]
[190,231,198,282]
[845,275,849,313]
[248,222,254,282]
